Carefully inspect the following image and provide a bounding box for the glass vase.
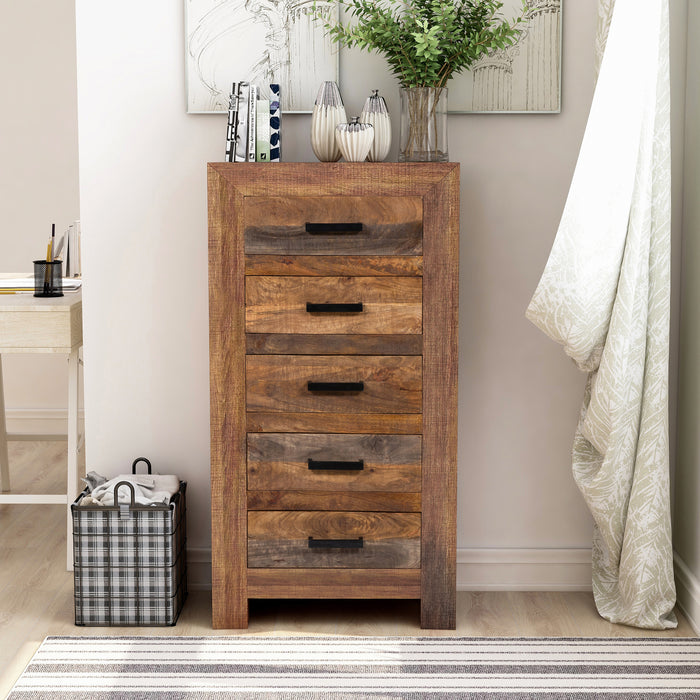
[311,81,347,162]
[398,86,448,162]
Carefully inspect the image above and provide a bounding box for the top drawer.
[243,196,422,255]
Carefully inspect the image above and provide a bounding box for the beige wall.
[74,0,598,584]
[6,0,690,595]
[0,0,80,420]
[675,0,700,628]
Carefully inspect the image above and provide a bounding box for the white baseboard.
[7,410,592,594]
[187,546,213,591]
[184,546,593,592]
[5,408,83,436]
[457,547,592,591]
[674,551,700,634]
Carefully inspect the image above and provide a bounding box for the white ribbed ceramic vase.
[360,89,391,162]
[311,81,347,162]
[335,118,374,162]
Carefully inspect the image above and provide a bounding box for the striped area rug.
[8,635,700,698]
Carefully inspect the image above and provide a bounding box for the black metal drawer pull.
[308,536,364,549]
[305,222,363,235]
[306,302,363,313]
[308,459,365,471]
[307,381,364,392]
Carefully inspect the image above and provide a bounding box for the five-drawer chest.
[208,162,458,629]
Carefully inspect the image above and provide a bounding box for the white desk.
[0,290,83,570]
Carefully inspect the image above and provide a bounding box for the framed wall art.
[185,0,339,114]
[448,0,562,113]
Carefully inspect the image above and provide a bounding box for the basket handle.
[114,480,136,518]
[132,457,152,474]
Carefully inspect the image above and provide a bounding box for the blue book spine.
[269,83,281,162]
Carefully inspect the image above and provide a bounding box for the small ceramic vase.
[310,81,347,162]
[335,118,375,162]
[360,89,391,162]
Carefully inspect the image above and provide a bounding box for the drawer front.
[247,433,422,492]
[243,196,422,255]
[248,511,421,568]
[245,276,422,335]
[246,355,422,414]
[0,307,82,351]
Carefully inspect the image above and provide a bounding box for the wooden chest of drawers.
[208,162,458,629]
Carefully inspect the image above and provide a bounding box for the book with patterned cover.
[234,82,250,162]
[225,81,238,162]
[269,84,281,162]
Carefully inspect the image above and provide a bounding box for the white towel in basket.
[82,474,180,506]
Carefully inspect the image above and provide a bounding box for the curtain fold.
[526,0,676,629]
[595,0,616,80]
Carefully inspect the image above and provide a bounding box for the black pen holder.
[33,260,63,297]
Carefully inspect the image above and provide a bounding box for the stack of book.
[225,82,281,163]
[0,275,82,294]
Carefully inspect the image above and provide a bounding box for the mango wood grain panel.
[420,164,459,629]
[248,511,421,568]
[246,412,423,434]
[247,433,421,492]
[249,510,420,538]
[208,165,248,628]
[246,333,423,356]
[247,490,421,512]
[210,162,456,199]
[208,162,459,628]
[249,538,420,568]
[247,568,421,599]
[246,355,422,414]
[245,255,423,277]
[244,196,422,255]
[245,276,422,335]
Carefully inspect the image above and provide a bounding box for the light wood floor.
[0,441,695,697]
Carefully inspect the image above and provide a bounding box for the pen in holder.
[33,260,63,297]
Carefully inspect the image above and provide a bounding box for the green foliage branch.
[314,0,527,88]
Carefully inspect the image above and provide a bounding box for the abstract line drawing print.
[448,0,561,113]
[185,0,338,113]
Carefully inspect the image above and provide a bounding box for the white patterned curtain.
[526,0,676,629]
[595,0,616,79]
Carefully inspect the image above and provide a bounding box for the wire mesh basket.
[71,458,187,626]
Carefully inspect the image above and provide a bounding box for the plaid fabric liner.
[74,551,184,597]
[72,525,185,567]
[71,483,186,568]
[72,482,187,626]
[74,571,187,626]
[72,491,185,536]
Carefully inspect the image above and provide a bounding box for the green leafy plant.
[315,0,527,88]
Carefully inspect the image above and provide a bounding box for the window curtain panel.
[525,0,676,629]
[595,0,616,80]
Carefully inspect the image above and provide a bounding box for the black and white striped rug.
[9,636,700,698]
